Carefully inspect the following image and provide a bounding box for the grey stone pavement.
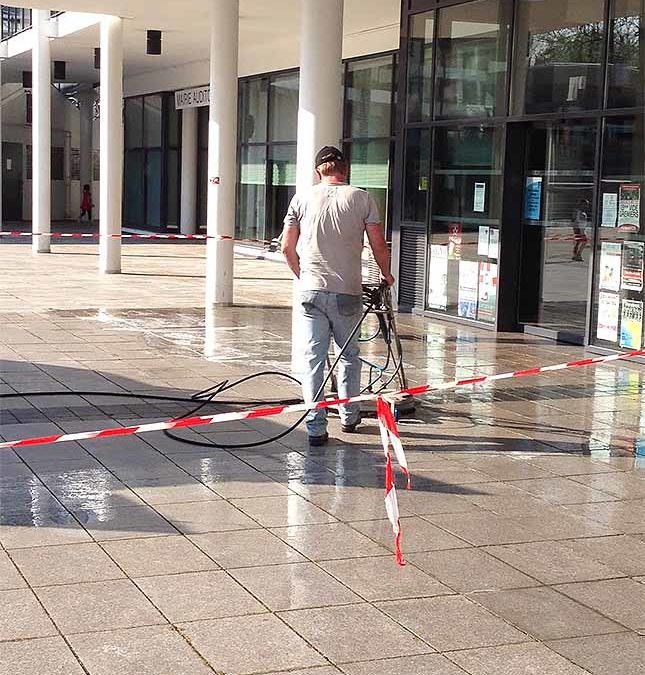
[1,242,644,675]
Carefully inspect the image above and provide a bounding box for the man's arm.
[366,224,395,286]
[281,224,301,279]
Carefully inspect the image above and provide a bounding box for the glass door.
[518,119,598,342]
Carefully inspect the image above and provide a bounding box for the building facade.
[0,0,643,353]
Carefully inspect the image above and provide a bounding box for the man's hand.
[281,224,301,279]
[382,273,395,286]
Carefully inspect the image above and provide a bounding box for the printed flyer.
[598,242,622,292]
[596,292,620,343]
[473,182,486,213]
[601,192,618,227]
[621,241,644,292]
[524,176,542,221]
[458,260,479,319]
[488,229,500,260]
[448,223,463,260]
[477,262,498,322]
[617,184,641,230]
[620,299,643,350]
[427,244,448,310]
[477,226,489,256]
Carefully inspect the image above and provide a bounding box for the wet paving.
[1,242,645,674]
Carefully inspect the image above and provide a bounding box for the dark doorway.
[2,142,23,222]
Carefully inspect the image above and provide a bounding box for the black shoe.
[308,432,329,447]
[341,416,361,433]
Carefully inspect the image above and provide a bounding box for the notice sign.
[428,245,448,310]
[477,227,489,256]
[524,176,542,221]
[175,86,210,109]
[620,300,643,350]
[477,262,498,323]
[596,292,620,343]
[488,229,500,260]
[617,184,641,230]
[601,193,618,227]
[621,242,644,292]
[458,260,478,319]
[599,242,622,292]
[473,182,486,213]
[448,223,463,261]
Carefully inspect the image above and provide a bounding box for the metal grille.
[398,227,426,309]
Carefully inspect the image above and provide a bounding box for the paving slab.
[0,636,86,675]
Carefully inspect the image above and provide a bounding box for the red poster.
[448,223,463,260]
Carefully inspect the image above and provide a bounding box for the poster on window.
[448,223,463,260]
[524,176,542,221]
[620,300,643,350]
[458,261,478,319]
[621,242,644,292]
[488,229,500,260]
[427,245,448,310]
[477,262,497,323]
[601,193,618,227]
[599,242,622,292]
[596,292,620,343]
[477,226,489,256]
[617,184,641,230]
[473,182,486,213]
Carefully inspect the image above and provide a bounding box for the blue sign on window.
[524,176,543,221]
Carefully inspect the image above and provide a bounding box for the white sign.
[477,226,489,256]
[473,182,486,213]
[597,292,620,343]
[601,193,618,227]
[488,229,499,260]
[175,86,210,110]
[428,245,448,311]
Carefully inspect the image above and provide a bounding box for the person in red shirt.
[79,184,93,222]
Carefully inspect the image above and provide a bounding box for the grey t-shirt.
[284,184,380,295]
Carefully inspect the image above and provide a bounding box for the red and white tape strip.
[2,348,642,451]
[0,231,273,245]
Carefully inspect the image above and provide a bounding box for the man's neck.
[320,176,347,186]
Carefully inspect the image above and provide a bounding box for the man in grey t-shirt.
[282,146,394,446]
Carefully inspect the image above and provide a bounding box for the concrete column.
[292,0,344,372]
[180,107,198,235]
[99,15,123,274]
[205,0,239,307]
[32,9,51,254]
[78,89,94,192]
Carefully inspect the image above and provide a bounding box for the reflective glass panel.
[144,95,163,148]
[434,0,510,119]
[348,140,391,232]
[608,0,644,109]
[345,56,394,138]
[269,72,299,142]
[166,148,179,227]
[406,11,434,122]
[124,149,144,225]
[125,98,143,149]
[145,149,162,227]
[428,126,504,322]
[267,144,296,241]
[238,145,267,241]
[402,128,430,223]
[592,113,645,349]
[513,0,605,114]
[240,77,268,143]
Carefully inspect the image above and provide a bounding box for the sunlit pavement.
[1,242,644,675]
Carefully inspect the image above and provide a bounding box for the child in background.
[79,184,93,222]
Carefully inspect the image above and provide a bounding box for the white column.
[32,9,51,254]
[205,0,239,307]
[0,60,3,230]
[292,0,344,371]
[99,15,123,274]
[78,90,94,191]
[180,107,198,235]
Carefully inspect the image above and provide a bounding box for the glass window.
[240,78,268,143]
[347,140,390,231]
[238,145,267,241]
[434,0,510,119]
[144,95,163,148]
[269,72,299,142]
[125,98,143,149]
[592,113,645,349]
[402,128,430,223]
[124,149,144,225]
[406,11,434,122]
[166,148,179,227]
[512,0,605,114]
[345,56,394,138]
[167,99,179,149]
[267,144,296,241]
[145,149,162,227]
[608,0,644,109]
[428,126,504,322]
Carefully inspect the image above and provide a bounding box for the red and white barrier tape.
[0,231,273,245]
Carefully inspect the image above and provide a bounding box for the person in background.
[571,198,590,262]
[79,184,93,223]
[281,146,394,446]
